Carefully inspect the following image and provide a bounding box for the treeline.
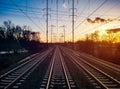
[50,30,120,65]
[0,20,45,52]
[74,31,120,65]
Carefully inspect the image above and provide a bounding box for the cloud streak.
[87,17,114,24]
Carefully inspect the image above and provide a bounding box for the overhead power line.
[74,0,120,38]
[9,0,44,33]
[75,0,108,30]
[0,6,70,17]
[80,15,120,35]
[0,2,68,13]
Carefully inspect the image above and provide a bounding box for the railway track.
[1,46,119,89]
[61,47,120,89]
[0,48,53,89]
[63,47,120,73]
[62,47,120,80]
[39,47,78,89]
[72,50,120,77]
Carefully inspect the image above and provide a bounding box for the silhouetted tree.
[0,20,42,52]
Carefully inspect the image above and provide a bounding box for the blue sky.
[0,0,120,42]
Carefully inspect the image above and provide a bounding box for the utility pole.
[59,33,64,42]
[70,0,76,49]
[72,0,74,43]
[56,0,58,42]
[50,25,55,43]
[43,0,51,46]
[46,0,48,44]
[60,25,66,43]
[52,33,57,43]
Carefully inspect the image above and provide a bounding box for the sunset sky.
[0,0,120,42]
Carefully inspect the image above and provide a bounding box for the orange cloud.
[87,17,114,24]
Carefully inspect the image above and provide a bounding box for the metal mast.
[56,0,58,42]
[60,25,66,43]
[50,25,55,43]
[46,0,48,44]
[72,0,75,43]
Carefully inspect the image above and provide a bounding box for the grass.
[0,52,32,71]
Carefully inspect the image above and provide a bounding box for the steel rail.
[4,49,53,89]
[62,48,120,89]
[59,48,71,89]
[45,47,57,89]
[0,48,53,89]
[45,47,75,89]
[0,49,51,80]
[63,47,120,73]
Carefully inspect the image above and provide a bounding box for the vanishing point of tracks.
[39,47,78,89]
